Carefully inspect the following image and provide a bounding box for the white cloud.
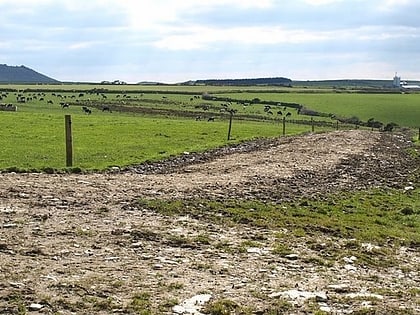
[152,24,420,51]
[114,0,274,30]
[304,0,344,6]
[68,41,101,50]
[153,26,333,50]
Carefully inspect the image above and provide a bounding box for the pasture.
[0,84,419,314]
[213,91,420,128]
[0,84,418,171]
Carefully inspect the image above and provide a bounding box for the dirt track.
[0,130,419,314]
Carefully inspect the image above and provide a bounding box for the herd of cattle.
[0,89,297,122]
[0,90,114,115]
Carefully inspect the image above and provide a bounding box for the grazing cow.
[102,106,112,112]
[207,117,215,122]
[47,100,53,104]
[267,111,273,115]
[277,111,283,116]
[195,116,202,121]
[285,112,292,117]
[82,106,92,114]
[0,104,17,112]
[60,102,69,108]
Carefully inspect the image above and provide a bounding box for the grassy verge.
[136,188,420,247]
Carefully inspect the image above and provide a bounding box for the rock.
[269,289,327,301]
[3,223,17,228]
[344,264,357,271]
[29,303,43,311]
[361,243,380,251]
[319,305,332,312]
[153,264,164,270]
[315,292,328,302]
[285,254,299,260]
[327,284,351,293]
[247,247,268,255]
[343,256,357,264]
[172,294,212,314]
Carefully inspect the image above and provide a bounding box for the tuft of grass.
[126,292,152,314]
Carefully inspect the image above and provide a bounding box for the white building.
[392,73,401,87]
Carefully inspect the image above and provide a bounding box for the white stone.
[343,256,357,264]
[29,303,43,311]
[319,305,332,312]
[172,294,212,315]
[269,289,327,301]
[285,254,299,260]
[247,247,265,254]
[344,264,357,271]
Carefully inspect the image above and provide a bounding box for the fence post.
[227,110,234,140]
[336,121,339,130]
[65,115,73,167]
[311,117,314,133]
[282,117,286,136]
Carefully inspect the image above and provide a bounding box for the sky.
[1,0,419,83]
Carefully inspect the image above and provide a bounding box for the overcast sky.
[1,0,419,83]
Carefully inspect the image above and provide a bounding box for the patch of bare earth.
[0,130,418,314]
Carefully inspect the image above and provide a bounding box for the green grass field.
[0,110,312,171]
[0,84,419,171]
[214,92,420,128]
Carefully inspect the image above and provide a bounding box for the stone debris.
[269,289,328,302]
[172,294,212,315]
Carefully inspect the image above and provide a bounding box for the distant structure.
[392,72,401,88]
[394,72,420,90]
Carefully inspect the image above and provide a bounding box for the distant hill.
[185,77,292,86]
[0,64,60,83]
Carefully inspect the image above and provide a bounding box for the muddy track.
[0,130,417,208]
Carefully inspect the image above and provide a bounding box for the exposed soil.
[0,130,419,314]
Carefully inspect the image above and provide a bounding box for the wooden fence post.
[418,127,420,141]
[227,111,234,140]
[282,117,286,136]
[311,117,314,132]
[65,115,73,167]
